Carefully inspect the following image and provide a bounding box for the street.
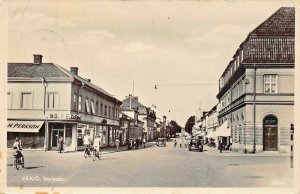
[7,140,293,187]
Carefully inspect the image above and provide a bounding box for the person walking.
[135,138,139,149]
[174,139,177,148]
[115,138,120,151]
[142,137,146,148]
[58,136,64,153]
[219,138,223,153]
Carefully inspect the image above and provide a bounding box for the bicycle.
[92,147,101,161]
[84,145,92,158]
[13,150,24,170]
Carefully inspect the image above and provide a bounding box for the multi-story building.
[205,105,218,139]
[119,111,144,144]
[217,7,294,153]
[7,54,122,151]
[121,95,156,141]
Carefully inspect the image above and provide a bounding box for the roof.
[249,7,294,37]
[121,96,146,110]
[7,62,121,103]
[8,63,69,78]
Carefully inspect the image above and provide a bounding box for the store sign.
[263,116,278,125]
[49,113,81,120]
[7,120,44,133]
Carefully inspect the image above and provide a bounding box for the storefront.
[7,120,45,149]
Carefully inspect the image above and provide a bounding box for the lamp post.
[42,77,48,152]
[253,64,257,154]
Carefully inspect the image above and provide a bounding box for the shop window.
[264,75,277,93]
[65,124,73,146]
[47,92,59,109]
[21,92,32,109]
[78,95,82,111]
[85,98,90,113]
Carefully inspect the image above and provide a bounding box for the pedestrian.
[219,138,223,153]
[58,136,64,153]
[135,138,139,149]
[142,137,146,148]
[115,138,120,151]
[174,139,177,148]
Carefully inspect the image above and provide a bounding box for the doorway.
[51,129,64,149]
[263,115,278,151]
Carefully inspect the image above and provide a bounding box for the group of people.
[173,138,189,148]
[127,137,146,150]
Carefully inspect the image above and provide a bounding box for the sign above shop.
[48,113,81,120]
[7,120,44,133]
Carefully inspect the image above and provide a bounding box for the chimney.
[70,67,78,75]
[33,54,43,64]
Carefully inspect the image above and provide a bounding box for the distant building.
[217,7,295,153]
[7,54,122,151]
[121,95,156,141]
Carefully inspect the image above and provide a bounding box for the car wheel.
[189,149,191,151]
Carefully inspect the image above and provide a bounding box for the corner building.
[217,7,294,153]
[7,55,122,151]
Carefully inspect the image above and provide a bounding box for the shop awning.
[7,120,44,133]
[215,121,231,137]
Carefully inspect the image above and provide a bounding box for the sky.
[5,0,296,126]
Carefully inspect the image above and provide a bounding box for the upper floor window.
[264,75,277,93]
[78,96,82,111]
[21,92,33,109]
[85,98,90,113]
[47,92,59,109]
[73,93,77,110]
[108,107,111,118]
[91,100,95,115]
[96,101,99,115]
[104,105,107,117]
[100,103,103,116]
[7,92,12,109]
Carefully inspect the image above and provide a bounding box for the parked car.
[156,138,166,147]
[188,138,203,152]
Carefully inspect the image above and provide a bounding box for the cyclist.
[93,135,101,153]
[83,133,92,156]
[13,137,23,158]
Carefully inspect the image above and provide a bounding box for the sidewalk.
[203,145,290,157]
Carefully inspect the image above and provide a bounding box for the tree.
[169,120,181,137]
[184,116,195,134]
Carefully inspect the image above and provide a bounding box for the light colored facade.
[7,55,122,151]
[217,7,294,153]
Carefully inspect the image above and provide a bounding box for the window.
[78,96,82,111]
[101,103,103,116]
[85,98,90,113]
[21,92,32,109]
[108,107,111,118]
[104,105,107,117]
[264,75,277,93]
[47,92,58,109]
[7,92,12,109]
[73,94,77,110]
[96,101,98,115]
[91,100,95,114]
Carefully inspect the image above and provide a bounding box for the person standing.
[58,136,64,153]
[115,138,120,151]
[219,138,223,153]
[135,138,139,149]
[142,137,146,148]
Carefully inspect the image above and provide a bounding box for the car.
[188,138,203,152]
[156,138,166,147]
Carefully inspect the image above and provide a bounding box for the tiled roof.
[121,97,146,110]
[242,7,295,63]
[8,62,121,103]
[249,7,294,37]
[8,63,70,78]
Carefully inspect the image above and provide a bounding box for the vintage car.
[188,138,203,152]
[156,138,166,147]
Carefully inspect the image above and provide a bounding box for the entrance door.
[263,115,278,151]
[51,129,64,149]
